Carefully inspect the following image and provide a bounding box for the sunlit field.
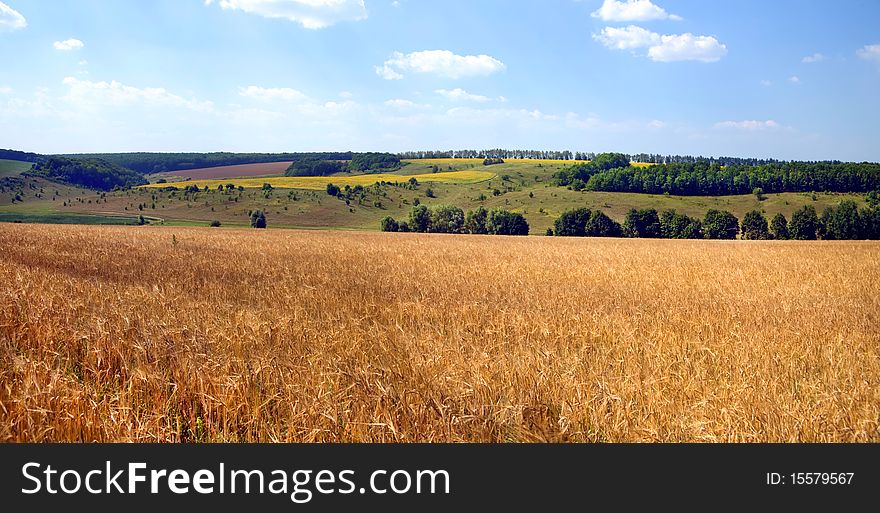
[140,170,496,190]
[1,223,878,442]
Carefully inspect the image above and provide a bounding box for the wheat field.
[1,223,878,442]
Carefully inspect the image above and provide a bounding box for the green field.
[0,159,870,233]
[0,159,32,178]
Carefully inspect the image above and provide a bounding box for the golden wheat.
[1,223,878,442]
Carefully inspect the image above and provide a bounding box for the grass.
[0,159,33,178]
[140,170,497,191]
[0,212,142,225]
[1,223,877,442]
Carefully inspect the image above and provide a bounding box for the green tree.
[554,208,591,237]
[487,209,529,236]
[380,216,399,232]
[430,205,465,234]
[703,209,739,239]
[825,200,863,240]
[465,206,489,234]
[326,183,340,196]
[741,210,770,240]
[409,205,432,233]
[623,209,661,238]
[209,220,221,228]
[789,205,819,240]
[584,210,622,237]
[250,210,267,229]
[770,213,789,240]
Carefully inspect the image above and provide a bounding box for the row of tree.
[557,159,880,195]
[286,153,400,177]
[551,200,880,240]
[74,152,358,175]
[381,205,529,236]
[398,149,579,160]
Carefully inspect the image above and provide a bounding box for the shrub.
[430,205,465,234]
[250,210,267,229]
[584,210,622,237]
[380,216,399,232]
[210,220,222,228]
[326,183,340,196]
[554,208,591,237]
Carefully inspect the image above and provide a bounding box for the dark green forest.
[555,156,880,195]
[29,157,148,191]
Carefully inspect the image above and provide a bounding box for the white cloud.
[594,25,726,62]
[53,38,84,51]
[591,0,681,22]
[435,88,491,102]
[61,76,214,112]
[594,25,660,50]
[801,53,825,63]
[649,33,727,62]
[0,1,26,30]
[857,44,880,62]
[204,0,367,29]
[239,85,307,102]
[788,75,800,84]
[383,98,431,110]
[760,79,773,87]
[376,50,506,80]
[715,120,780,131]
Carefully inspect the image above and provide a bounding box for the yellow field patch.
[141,170,496,190]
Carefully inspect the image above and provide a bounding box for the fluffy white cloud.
[204,0,366,29]
[0,1,26,30]
[760,79,773,87]
[384,98,420,109]
[376,50,506,80]
[594,25,659,50]
[594,26,726,62]
[801,53,825,63]
[591,0,681,22]
[857,44,880,62]
[61,76,214,112]
[0,86,12,95]
[788,75,800,84]
[648,33,727,62]
[239,85,307,102]
[53,38,84,51]
[715,120,780,131]
[435,88,492,102]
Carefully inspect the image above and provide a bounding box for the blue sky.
[1,0,878,160]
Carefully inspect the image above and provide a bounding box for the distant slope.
[0,159,33,178]
[158,161,293,181]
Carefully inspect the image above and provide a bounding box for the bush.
[741,210,770,240]
[210,220,222,227]
[659,210,703,239]
[703,209,739,239]
[326,183,340,196]
[380,216,399,232]
[250,210,267,229]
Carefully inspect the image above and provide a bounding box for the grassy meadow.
[1,223,877,442]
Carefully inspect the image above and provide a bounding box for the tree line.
[555,156,880,195]
[285,153,401,177]
[72,152,359,175]
[551,198,880,240]
[381,205,529,236]
[29,157,148,191]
